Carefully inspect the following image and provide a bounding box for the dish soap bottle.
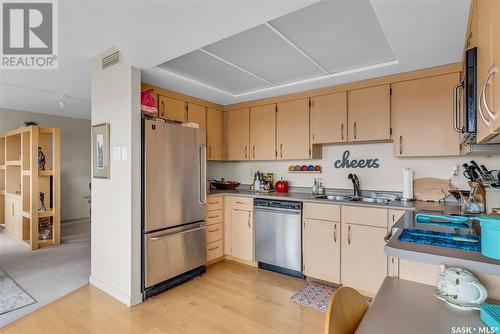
[312,178,319,196]
[318,180,325,195]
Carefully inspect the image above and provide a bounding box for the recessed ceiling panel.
[203,24,326,85]
[269,0,395,73]
[158,49,272,94]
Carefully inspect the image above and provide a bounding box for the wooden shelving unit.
[0,126,60,250]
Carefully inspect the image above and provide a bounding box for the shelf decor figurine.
[38,217,52,240]
[38,147,46,170]
[39,192,46,212]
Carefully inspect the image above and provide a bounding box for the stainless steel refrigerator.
[142,119,207,299]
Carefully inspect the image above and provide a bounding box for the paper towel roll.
[402,168,414,200]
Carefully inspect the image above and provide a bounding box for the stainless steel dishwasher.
[254,199,303,278]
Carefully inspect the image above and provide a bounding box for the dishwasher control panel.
[254,198,302,211]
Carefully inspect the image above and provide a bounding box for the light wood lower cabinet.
[391,73,461,156]
[340,223,388,295]
[226,108,250,160]
[207,108,223,161]
[303,218,340,283]
[230,208,253,262]
[250,104,276,160]
[277,98,310,160]
[388,209,406,226]
[5,196,22,239]
[206,196,224,264]
[347,85,391,142]
[310,92,347,144]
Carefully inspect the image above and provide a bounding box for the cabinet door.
[230,209,253,262]
[310,92,347,144]
[13,199,22,239]
[303,219,340,284]
[348,85,390,142]
[341,223,388,295]
[227,108,250,160]
[388,210,406,227]
[277,98,310,160]
[250,104,276,160]
[207,108,223,160]
[5,197,13,233]
[392,73,461,156]
[187,103,206,130]
[158,96,186,122]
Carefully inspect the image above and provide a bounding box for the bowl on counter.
[211,180,240,190]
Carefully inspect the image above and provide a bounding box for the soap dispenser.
[312,178,319,196]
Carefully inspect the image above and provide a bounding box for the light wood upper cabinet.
[341,223,388,295]
[187,103,206,130]
[347,85,391,142]
[250,104,276,160]
[207,108,223,161]
[310,92,347,144]
[303,218,340,284]
[277,98,310,160]
[158,96,186,123]
[491,0,500,135]
[230,208,253,262]
[226,108,250,160]
[392,73,461,157]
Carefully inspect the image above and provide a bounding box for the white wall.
[0,108,90,220]
[208,143,500,192]
[90,50,141,307]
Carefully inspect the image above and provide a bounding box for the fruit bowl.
[211,180,240,190]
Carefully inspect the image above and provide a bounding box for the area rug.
[0,268,36,315]
[290,282,372,312]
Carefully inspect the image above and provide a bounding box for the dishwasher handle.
[254,207,301,215]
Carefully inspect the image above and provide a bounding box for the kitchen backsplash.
[207,143,500,192]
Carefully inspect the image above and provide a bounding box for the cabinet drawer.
[207,240,223,262]
[341,205,387,228]
[206,209,223,226]
[206,223,223,243]
[304,203,340,221]
[207,196,223,211]
[232,197,253,211]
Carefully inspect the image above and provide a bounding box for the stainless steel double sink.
[311,195,395,204]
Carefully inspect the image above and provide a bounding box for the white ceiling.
[0,0,470,120]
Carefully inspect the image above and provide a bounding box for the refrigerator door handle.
[199,144,207,204]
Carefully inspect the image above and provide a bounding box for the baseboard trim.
[89,275,133,307]
[223,255,258,267]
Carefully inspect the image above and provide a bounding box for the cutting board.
[414,177,451,202]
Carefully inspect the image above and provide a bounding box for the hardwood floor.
[3,261,324,334]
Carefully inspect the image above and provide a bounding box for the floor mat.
[290,282,372,312]
[0,268,36,315]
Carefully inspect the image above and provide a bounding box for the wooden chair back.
[324,287,369,334]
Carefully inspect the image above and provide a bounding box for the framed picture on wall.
[92,123,110,179]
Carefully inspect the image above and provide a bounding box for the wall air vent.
[102,51,120,70]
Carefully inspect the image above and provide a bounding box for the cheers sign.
[334,150,380,169]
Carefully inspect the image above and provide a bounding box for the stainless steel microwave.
[453,47,477,143]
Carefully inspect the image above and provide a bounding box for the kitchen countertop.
[355,277,495,334]
[385,211,500,276]
[208,189,459,211]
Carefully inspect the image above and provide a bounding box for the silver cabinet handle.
[347,225,351,245]
[244,145,248,159]
[252,145,255,159]
[247,211,251,228]
[207,214,219,219]
[208,245,219,251]
[482,64,497,121]
[199,145,207,204]
[353,122,357,139]
[208,145,212,159]
[452,82,464,133]
[208,228,219,233]
[236,201,245,205]
[478,82,491,126]
[341,123,344,141]
[280,144,283,158]
[334,224,337,243]
[399,136,403,155]
[207,201,219,205]
[150,226,205,241]
[161,101,165,118]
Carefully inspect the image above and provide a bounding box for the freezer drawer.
[145,222,206,288]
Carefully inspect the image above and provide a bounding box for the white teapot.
[436,264,487,308]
